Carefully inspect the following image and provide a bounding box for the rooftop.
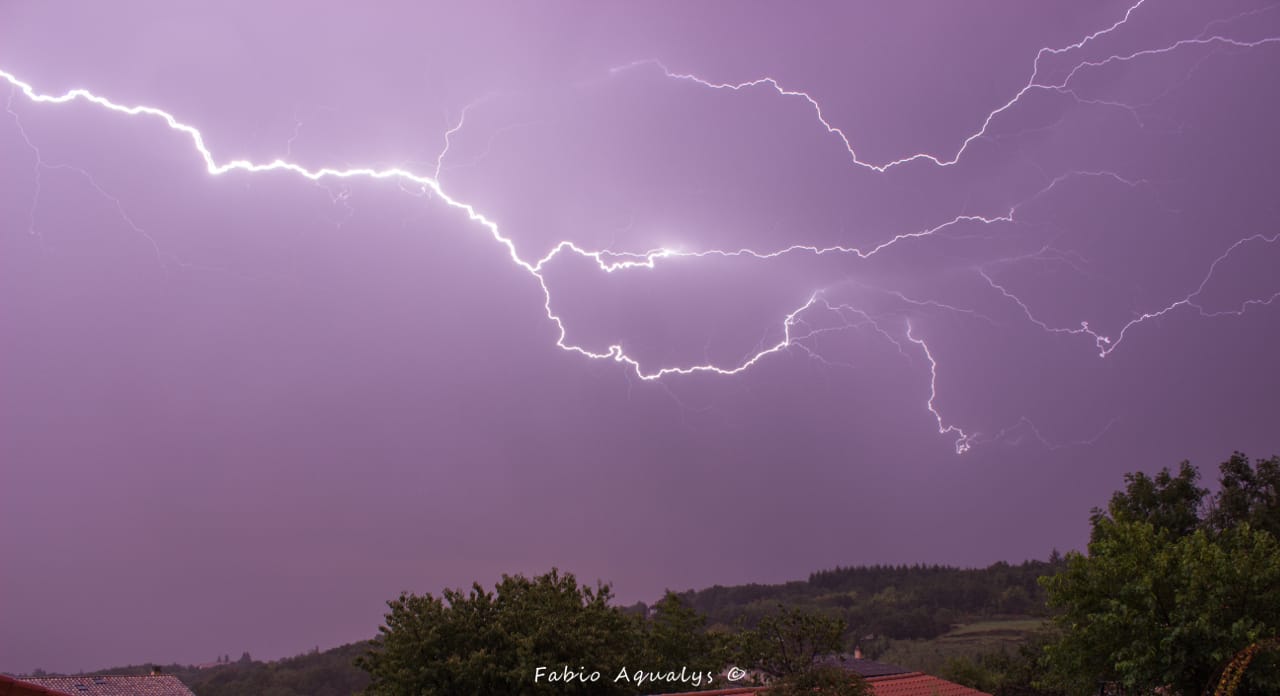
[655,668,992,696]
[18,676,194,696]
[866,671,992,696]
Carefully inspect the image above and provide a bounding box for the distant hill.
[185,643,370,696]
[74,642,370,696]
[71,556,1064,695]
[672,556,1065,653]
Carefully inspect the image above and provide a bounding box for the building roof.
[650,690,759,696]
[652,668,991,696]
[1,674,76,696]
[18,676,194,696]
[867,671,992,696]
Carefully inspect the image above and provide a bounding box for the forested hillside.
[676,557,1064,643]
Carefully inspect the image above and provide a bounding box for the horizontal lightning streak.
[981,233,1280,357]
[0,68,823,384]
[616,1,1280,175]
[612,0,1152,172]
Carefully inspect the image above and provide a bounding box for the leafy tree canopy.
[734,605,847,679]
[357,569,641,696]
[1206,452,1280,538]
[356,572,878,696]
[1042,452,1280,696]
[1090,460,1206,541]
[638,592,729,693]
[735,606,870,696]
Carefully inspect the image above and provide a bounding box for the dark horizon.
[3,0,1279,675]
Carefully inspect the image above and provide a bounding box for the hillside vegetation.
[676,557,1063,652]
[68,643,371,696]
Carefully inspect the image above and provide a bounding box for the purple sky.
[2,0,1279,675]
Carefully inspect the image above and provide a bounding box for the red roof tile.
[655,689,762,696]
[655,671,991,696]
[18,676,194,696]
[867,671,992,696]
[1,674,77,696]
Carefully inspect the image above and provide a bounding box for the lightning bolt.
[0,69,818,385]
[905,323,972,455]
[4,0,1278,454]
[614,1,1278,171]
[611,0,1153,172]
[989,233,1280,357]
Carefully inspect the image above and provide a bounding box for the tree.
[735,605,846,679]
[356,569,642,696]
[734,605,869,695]
[1042,454,1280,695]
[1206,452,1280,538]
[638,592,728,692]
[1090,460,1206,542]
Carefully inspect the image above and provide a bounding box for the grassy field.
[944,619,1046,636]
[876,618,1048,674]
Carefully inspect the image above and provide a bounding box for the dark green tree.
[638,591,728,692]
[356,569,641,696]
[1042,455,1280,696]
[733,605,869,695]
[1206,452,1280,538]
[735,605,847,679]
[1090,460,1206,542]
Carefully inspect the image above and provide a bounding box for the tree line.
[674,555,1064,646]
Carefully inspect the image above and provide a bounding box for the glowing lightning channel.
[0,68,826,386]
[604,3,1280,374]
[569,168,1141,275]
[610,1,1153,172]
[434,100,482,182]
[905,322,972,455]
[0,68,978,452]
[980,233,1280,357]
[615,1,1280,174]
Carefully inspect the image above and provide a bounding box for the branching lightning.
[3,0,1278,453]
[0,68,817,385]
[981,233,1280,357]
